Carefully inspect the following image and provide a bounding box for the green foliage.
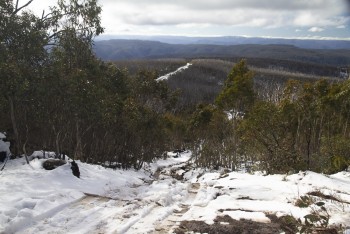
[240,101,304,173]
[186,61,350,173]
[295,195,314,208]
[189,104,236,169]
[163,113,188,150]
[299,202,332,233]
[0,0,180,168]
[2,0,350,173]
[278,215,299,233]
[215,59,255,113]
[320,135,350,173]
[238,77,350,174]
[190,104,216,130]
[293,194,336,233]
[186,60,256,170]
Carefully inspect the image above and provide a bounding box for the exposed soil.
[174,213,344,234]
[174,215,284,234]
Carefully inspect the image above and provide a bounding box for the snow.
[0,158,148,233]
[223,210,270,223]
[0,140,10,155]
[1,152,350,233]
[0,141,10,158]
[0,132,10,157]
[225,110,245,120]
[156,63,192,82]
[0,132,6,140]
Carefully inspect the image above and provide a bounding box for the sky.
[26,0,350,40]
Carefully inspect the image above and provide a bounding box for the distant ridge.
[93,39,350,66]
[95,35,350,50]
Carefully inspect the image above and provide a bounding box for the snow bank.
[1,152,350,233]
[0,140,10,155]
[0,158,149,233]
[0,132,10,156]
[181,170,350,228]
[147,150,192,174]
[0,132,6,140]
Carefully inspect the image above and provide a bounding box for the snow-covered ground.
[1,152,350,233]
[0,135,10,157]
[156,63,192,82]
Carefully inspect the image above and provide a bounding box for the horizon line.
[96,34,350,41]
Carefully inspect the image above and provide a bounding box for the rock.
[42,159,66,170]
[0,151,6,162]
[71,160,80,178]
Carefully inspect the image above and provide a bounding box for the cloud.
[337,25,346,28]
[308,27,325,32]
[26,0,350,38]
[101,0,349,29]
[102,0,342,11]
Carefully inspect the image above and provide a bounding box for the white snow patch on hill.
[156,63,192,82]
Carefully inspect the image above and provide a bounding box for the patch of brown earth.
[174,215,283,234]
[174,213,343,234]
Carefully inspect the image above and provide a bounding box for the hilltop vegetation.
[111,58,350,174]
[113,58,341,110]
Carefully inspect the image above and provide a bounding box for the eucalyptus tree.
[0,0,104,160]
[215,59,255,115]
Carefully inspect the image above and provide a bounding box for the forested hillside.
[1,0,350,174]
[94,39,350,66]
[97,35,350,49]
[0,0,174,168]
[113,58,342,110]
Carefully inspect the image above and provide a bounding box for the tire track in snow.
[13,156,197,234]
[15,195,127,234]
[110,160,201,234]
[154,182,201,234]
[5,196,85,234]
[114,179,187,233]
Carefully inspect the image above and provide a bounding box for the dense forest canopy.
[1,0,350,174]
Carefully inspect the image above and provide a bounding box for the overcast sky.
[27,0,350,39]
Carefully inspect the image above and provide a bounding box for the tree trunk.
[22,122,29,164]
[8,96,22,158]
[55,131,61,159]
[74,120,83,160]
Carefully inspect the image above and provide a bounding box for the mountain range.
[96,35,350,50]
[93,37,350,66]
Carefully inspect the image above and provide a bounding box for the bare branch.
[12,0,34,15]
[48,29,65,39]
